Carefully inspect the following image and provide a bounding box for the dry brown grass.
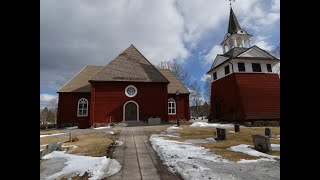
[40,129,66,135]
[160,125,280,162]
[40,131,120,157]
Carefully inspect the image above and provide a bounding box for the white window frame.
[77,98,88,117]
[125,85,138,97]
[168,98,176,115]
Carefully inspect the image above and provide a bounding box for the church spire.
[220,4,253,54]
[228,7,242,34]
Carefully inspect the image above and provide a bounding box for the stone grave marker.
[265,128,271,136]
[252,134,271,153]
[216,128,226,140]
[40,142,63,159]
[234,124,240,132]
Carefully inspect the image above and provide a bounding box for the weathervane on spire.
[228,0,235,7]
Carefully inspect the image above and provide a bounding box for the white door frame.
[123,100,139,122]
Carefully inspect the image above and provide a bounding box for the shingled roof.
[158,69,190,94]
[90,45,169,83]
[58,65,103,93]
[224,47,248,57]
[228,7,242,34]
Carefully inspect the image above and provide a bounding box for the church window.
[77,98,88,117]
[238,63,245,72]
[125,85,137,97]
[225,65,230,75]
[267,64,272,72]
[168,98,176,115]
[252,63,262,72]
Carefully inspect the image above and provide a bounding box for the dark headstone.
[252,134,271,153]
[234,124,240,132]
[265,128,271,136]
[216,128,226,140]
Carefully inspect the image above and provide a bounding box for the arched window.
[168,98,176,115]
[77,98,88,117]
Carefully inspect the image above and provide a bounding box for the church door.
[125,102,138,121]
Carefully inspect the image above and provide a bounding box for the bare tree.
[203,76,211,104]
[157,61,190,88]
[48,99,58,124]
[189,81,203,117]
[40,107,49,124]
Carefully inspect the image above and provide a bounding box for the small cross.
[229,0,235,7]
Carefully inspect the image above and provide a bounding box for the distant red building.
[206,8,280,123]
[57,45,190,128]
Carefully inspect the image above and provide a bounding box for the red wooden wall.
[210,73,280,121]
[57,92,91,128]
[89,81,169,125]
[167,94,190,121]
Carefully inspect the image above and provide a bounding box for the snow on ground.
[229,131,235,133]
[228,144,279,161]
[115,140,124,146]
[184,137,217,144]
[42,151,121,180]
[271,144,280,151]
[167,125,182,130]
[64,126,78,130]
[150,134,229,179]
[190,122,236,128]
[237,158,275,163]
[40,133,67,138]
[94,126,112,130]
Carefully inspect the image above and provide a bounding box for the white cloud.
[41,0,189,89]
[271,0,280,12]
[40,94,57,102]
[41,0,279,90]
[200,74,211,82]
[204,45,222,65]
[254,36,274,52]
[40,94,58,109]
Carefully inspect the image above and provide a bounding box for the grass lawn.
[151,125,280,162]
[40,131,120,157]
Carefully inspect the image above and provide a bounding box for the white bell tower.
[220,7,253,53]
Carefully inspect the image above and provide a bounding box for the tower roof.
[228,7,242,34]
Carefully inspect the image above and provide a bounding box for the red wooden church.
[57,45,190,128]
[207,8,280,123]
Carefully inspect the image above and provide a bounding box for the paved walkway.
[107,127,161,180]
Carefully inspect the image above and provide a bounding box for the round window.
[125,85,137,97]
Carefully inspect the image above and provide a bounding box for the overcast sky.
[40,0,280,108]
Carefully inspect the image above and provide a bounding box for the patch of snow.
[160,134,180,138]
[228,144,279,160]
[150,134,228,179]
[42,151,121,180]
[190,122,236,128]
[184,138,217,144]
[65,126,78,130]
[167,125,182,130]
[94,126,112,130]
[62,145,78,149]
[237,158,276,163]
[271,138,280,140]
[271,144,280,151]
[40,133,67,138]
[229,131,235,133]
[115,140,124,146]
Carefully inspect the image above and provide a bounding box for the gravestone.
[265,128,271,136]
[148,118,161,125]
[252,134,271,153]
[40,142,64,159]
[216,128,226,140]
[234,124,240,132]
